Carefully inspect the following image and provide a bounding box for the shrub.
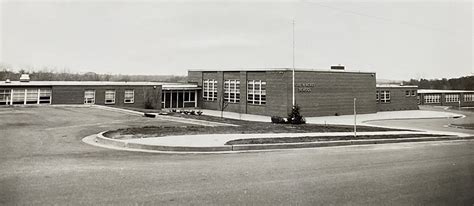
[144,98,154,109]
[271,116,286,124]
[287,105,306,124]
[197,111,203,116]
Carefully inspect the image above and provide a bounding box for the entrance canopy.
[161,84,201,109]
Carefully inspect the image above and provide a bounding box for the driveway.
[0,106,473,205]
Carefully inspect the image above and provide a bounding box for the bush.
[144,98,154,109]
[271,116,286,124]
[287,105,306,124]
[197,111,203,116]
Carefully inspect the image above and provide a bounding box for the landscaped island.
[104,113,408,140]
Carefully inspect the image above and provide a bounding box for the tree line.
[402,76,474,90]
[0,69,187,83]
[0,64,472,90]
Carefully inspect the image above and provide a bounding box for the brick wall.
[292,71,377,116]
[377,87,419,111]
[51,85,162,109]
[188,70,379,117]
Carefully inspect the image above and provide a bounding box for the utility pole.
[354,98,357,138]
[292,19,296,106]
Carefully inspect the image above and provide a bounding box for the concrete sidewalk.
[200,109,463,125]
[121,130,469,147]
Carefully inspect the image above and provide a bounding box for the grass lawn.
[104,111,409,139]
[225,134,452,145]
[451,123,474,130]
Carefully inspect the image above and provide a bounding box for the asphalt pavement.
[1,106,473,205]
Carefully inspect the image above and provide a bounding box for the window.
[124,90,134,103]
[0,89,11,105]
[376,91,379,102]
[224,79,240,103]
[406,90,410,96]
[25,89,38,104]
[445,94,459,103]
[464,93,474,102]
[424,94,440,103]
[12,89,25,104]
[39,89,52,104]
[84,90,95,104]
[203,79,218,101]
[247,80,266,105]
[183,90,196,107]
[380,91,390,103]
[411,90,416,96]
[105,90,116,104]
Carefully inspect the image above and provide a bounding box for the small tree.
[287,105,306,124]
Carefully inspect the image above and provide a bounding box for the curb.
[95,132,232,152]
[91,131,474,153]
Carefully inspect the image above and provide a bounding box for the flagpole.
[292,19,295,107]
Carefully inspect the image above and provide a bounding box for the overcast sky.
[1,0,472,80]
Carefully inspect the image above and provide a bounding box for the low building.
[417,89,474,107]
[0,78,199,110]
[0,69,425,117]
[376,84,419,111]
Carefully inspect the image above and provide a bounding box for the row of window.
[84,89,134,104]
[445,94,459,103]
[0,89,52,105]
[423,94,474,103]
[161,90,197,108]
[405,90,417,96]
[376,91,391,103]
[424,94,441,103]
[465,94,474,102]
[202,79,267,105]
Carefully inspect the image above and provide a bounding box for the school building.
[3,68,460,117]
[417,89,474,107]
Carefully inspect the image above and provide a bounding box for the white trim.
[124,90,134,104]
[84,90,96,104]
[104,90,116,104]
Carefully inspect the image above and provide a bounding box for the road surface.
[0,106,473,205]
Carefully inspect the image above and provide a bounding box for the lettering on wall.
[295,83,315,93]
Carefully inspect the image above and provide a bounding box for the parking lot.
[1,106,473,205]
[0,106,194,159]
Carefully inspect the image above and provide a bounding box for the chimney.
[19,74,30,82]
[331,65,345,70]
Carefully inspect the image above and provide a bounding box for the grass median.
[104,113,409,139]
[225,134,453,145]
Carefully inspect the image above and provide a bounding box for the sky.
[0,0,472,80]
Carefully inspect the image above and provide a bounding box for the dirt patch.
[225,134,453,145]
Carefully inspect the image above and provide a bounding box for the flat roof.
[418,89,474,94]
[162,84,200,90]
[0,81,200,89]
[188,68,375,74]
[0,81,163,86]
[376,84,418,88]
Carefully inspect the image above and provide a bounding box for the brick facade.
[188,69,378,117]
[0,84,162,109]
[52,85,162,109]
[376,86,419,111]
